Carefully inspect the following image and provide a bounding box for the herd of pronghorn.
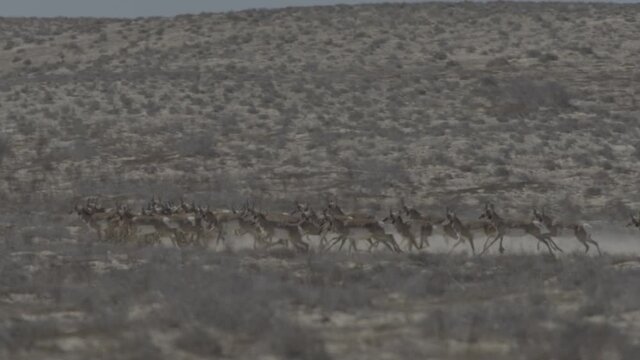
[72,197,640,257]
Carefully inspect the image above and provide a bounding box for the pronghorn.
[571,222,602,255]
[383,210,420,251]
[399,205,435,248]
[627,213,640,229]
[324,199,346,218]
[72,203,119,242]
[116,207,180,246]
[533,207,601,254]
[479,203,561,256]
[295,205,332,249]
[246,208,309,252]
[532,207,563,237]
[441,208,476,255]
[468,218,498,248]
[163,212,207,248]
[325,211,401,253]
[199,207,262,247]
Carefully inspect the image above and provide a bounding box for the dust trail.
[431,226,640,255]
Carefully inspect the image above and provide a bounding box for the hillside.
[1,2,640,219]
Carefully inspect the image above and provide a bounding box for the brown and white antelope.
[479,203,561,256]
[399,205,435,248]
[383,210,421,251]
[246,208,309,252]
[72,202,120,242]
[325,211,401,253]
[440,208,476,255]
[626,212,640,230]
[571,222,602,255]
[116,206,179,246]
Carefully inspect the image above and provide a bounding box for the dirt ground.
[2,218,640,360]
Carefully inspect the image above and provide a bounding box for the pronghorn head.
[445,207,454,220]
[291,201,307,216]
[383,208,396,223]
[532,207,543,222]
[483,203,497,219]
[72,203,86,216]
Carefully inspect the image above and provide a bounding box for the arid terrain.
[2,2,640,359]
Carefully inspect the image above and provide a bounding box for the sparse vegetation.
[2,3,640,358]
[1,240,639,359]
[0,136,10,164]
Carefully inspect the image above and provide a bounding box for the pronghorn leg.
[481,234,502,255]
[420,231,429,249]
[337,236,348,252]
[377,235,397,253]
[339,236,348,252]
[468,237,476,255]
[538,237,555,256]
[349,238,357,253]
[291,234,309,252]
[498,236,505,254]
[327,236,343,251]
[319,233,329,250]
[587,237,602,255]
[582,240,589,254]
[407,236,419,252]
[388,235,402,253]
[547,236,563,253]
[448,235,464,255]
[482,236,493,253]
[216,226,227,246]
[367,238,377,252]
[253,233,267,250]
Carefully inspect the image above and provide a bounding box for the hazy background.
[3,0,636,18]
[0,0,433,17]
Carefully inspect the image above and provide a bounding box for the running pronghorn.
[324,199,346,217]
[383,209,421,251]
[245,208,309,252]
[571,222,602,255]
[399,205,435,248]
[292,203,332,249]
[533,207,601,255]
[116,205,180,246]
[442,208,476,255]
[627,212,640,230]
[72,201,119,242]
[324,210,401,253]
[532,207,563,236]
[199,206,261,247]
[480,203,561,256]
[164,211,208,248]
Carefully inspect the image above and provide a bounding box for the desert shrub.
[584,187,602,197]
[479,77,572,115]
[174,327,223,357]
[526,49,542,58]
[0,136,10,164]
[176,132,218,158]
[505,77,571,110]
[493,166,510,178]
[432,51,448,61]
[269,321,332,360]
[572,152,593,167]
[486,56,510,68]
[539,52,559,62]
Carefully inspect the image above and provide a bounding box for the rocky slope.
[1,2,640,220]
